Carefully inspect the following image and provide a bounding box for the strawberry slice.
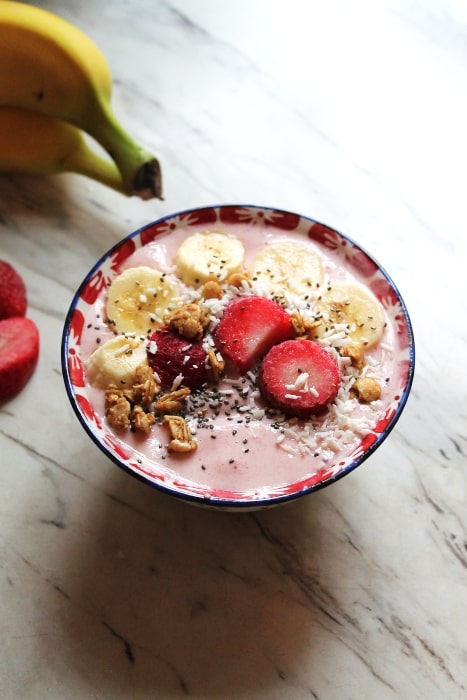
[0,317,40,402]
[213,296,293,373]
[0,260,27,320]
[259,339,340,418]
[147,326,209,391]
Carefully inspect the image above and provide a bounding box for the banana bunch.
[0,1,162,199]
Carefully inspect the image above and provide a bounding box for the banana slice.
[250,241,324,300]
[86,336,148,388]
[106,266,179,336]
[174,230,245,287]
[315,281,386,348]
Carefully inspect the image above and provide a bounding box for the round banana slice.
[250,241,324,300]
[315,281,386,348]
[106,266,179,336]
[86,336,148,388]
[174,230,245,287]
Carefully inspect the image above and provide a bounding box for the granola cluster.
[104,363,197,452]
[164,302,210,340]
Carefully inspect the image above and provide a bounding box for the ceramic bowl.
[62,204,415,510]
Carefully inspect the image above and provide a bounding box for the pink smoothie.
[79,220,399,497]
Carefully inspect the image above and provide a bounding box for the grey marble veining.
[1,1,466,698]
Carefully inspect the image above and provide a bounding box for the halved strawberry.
[259,339,340,418]
[0,260,27,320]
[213,296,293,373]
[0,317,40,402]
[147,326,209,391]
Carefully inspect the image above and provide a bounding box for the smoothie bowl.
[62,205,414,510]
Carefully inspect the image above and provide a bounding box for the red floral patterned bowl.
[62,205,415,510]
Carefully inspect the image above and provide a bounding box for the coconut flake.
[113,343,131,357]
[171,374,184,390]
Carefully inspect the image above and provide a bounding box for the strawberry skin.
[147,326,208,391]
[213,296,293,373]
[259,339,340,418]
[0,261,27,320]
[0,317,40,402]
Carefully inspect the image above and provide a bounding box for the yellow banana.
[174,231,246,287]
[0,106,127,193]
[86,336,149,389]
[0,1,162,199]
[106,266,181,336]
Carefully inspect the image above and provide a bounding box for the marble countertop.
[1,1,466,697]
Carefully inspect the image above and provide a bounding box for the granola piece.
[341,343,365,370]
[163,415,197,452]
[290,311,322,338]
[207,347,225,382]
[228,271,251,288]
[164,302,211,340]
[131,405,156,434]
[353,377,381,403]
[154,386,191,413]
[126,363,160,408]
[201,280,223,300]
[105,386,131,429]
[135,363,157,384]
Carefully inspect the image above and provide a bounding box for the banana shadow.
[51,449,348,696]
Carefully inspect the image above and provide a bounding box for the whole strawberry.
[0,260,27,320]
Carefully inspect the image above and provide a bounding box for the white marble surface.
[1,0,466,697]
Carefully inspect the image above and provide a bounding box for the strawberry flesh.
[147,326,209,391]
[259,339,340,418]
[0,317,40,402]
[213,296,293,373]
[0,260,27,320]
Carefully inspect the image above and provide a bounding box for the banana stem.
[65,141,126,194]
[88,98,163,200]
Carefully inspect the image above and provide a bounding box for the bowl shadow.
[51,452,343,696]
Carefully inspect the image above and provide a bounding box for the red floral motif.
[219,206,300,230]
[370,277,398,307]
[129,462,165,481]
[374,407,395,432]
[80,269,107,305]
[69,308,85,344]
[140,220,172,245]
[280,466,335,495]
[203,487,243,500]
[308,222,340,249]
[181,207,218,227]
[359,432,379,452]
[76,394,102,429]
[395,324,410,356]
[68,349,85,387]
[110,238,136,272]
[397,358,412,382]
[349,248,379,277]
[102,433,130,461]
[395,321,412,351]
[140,208,218,245]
